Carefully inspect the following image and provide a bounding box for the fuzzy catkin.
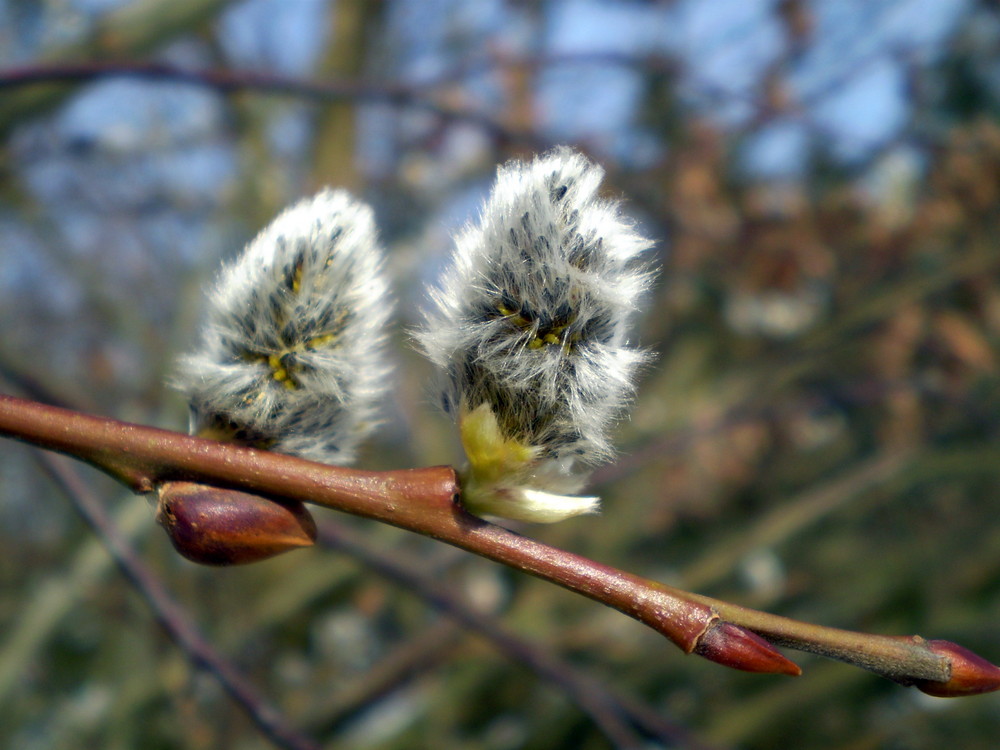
[417,147,654,521]
[173,189,392,465]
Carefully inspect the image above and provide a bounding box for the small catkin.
[173,189,393,465]
[417,147,655,522]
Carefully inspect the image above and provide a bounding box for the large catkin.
[173,189,393,465]
[416,148,655,522]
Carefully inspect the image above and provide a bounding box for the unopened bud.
[695,622,802,676]
[156,482,317,566]
[913,639,1000,698]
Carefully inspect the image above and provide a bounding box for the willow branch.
[2,393,998,697]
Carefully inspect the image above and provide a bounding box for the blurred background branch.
[35,449,323,750]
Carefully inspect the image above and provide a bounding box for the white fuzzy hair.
[417,147,655,519]
[173,189,392,465]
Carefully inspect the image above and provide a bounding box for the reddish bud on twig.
[694,621,802,676]
[156,482,317,566]
[913,640,1000,698]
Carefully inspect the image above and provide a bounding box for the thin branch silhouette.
[34,449,321,750]
[316,518,709,749]
[0,61,532,148]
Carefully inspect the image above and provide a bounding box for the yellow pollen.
[266,354,297,389]
[306,332,338,349]
[496,297,576,352]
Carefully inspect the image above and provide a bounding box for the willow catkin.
[173,189,393,465]
[417,148,655,522]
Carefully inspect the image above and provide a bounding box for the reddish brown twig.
[1,393,998,697]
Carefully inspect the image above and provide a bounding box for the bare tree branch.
[0,61,531,148]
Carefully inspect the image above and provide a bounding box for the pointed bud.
[913,640,1000,698]
[156,482,317,566]
[695,622,802,676]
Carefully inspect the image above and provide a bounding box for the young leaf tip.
[416,147,656,522]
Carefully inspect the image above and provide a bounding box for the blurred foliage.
[1,0,1000,748]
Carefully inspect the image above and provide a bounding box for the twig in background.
[317,519,709,749]
[33,449,322,750]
